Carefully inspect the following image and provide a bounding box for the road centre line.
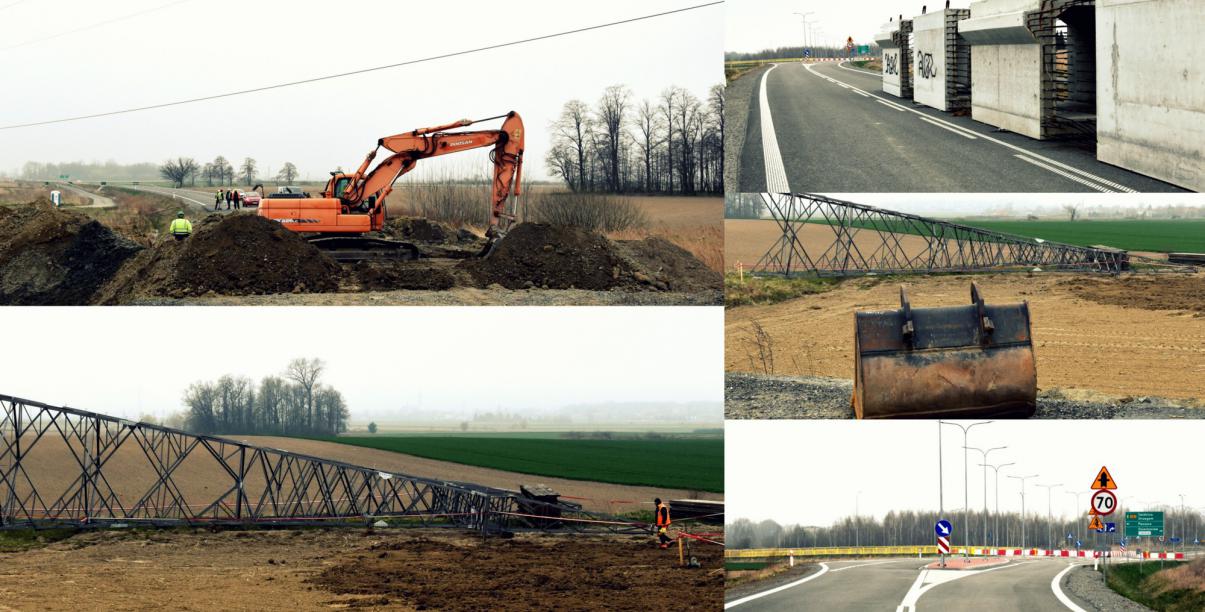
[1051,563,1088,612]
[896,559,1033,612]
[724,562,829,609]
[801,62,1139,192]
[1013,155,1115,193]
[921,116,978,139]
[836,61,882,77]
[758,64,790,193]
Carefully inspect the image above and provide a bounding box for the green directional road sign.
[1125,511,1164,537]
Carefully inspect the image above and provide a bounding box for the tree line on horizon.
[729,508,1202,550]
[181,358,349,437]
[159,156,299,188]
[546,83,724,195]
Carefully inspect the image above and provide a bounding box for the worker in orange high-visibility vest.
[654,497,672,549]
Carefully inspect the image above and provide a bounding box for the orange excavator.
[257,112,524,260]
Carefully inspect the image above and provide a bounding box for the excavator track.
[306,236,421,263]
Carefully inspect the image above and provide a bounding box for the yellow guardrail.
[726,546,939,558]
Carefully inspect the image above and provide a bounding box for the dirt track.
[726,272,1205,401]
[0,528,722,611]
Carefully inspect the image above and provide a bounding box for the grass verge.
[1107,560,1205,612]
[0,528,79,553]
[725,273,838,306]
[302,435,723,493]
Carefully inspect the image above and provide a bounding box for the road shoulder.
[723,65,770,194]
[1064,564,1152,611]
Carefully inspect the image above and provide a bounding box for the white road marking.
[836,61,882,77]
[1051,563,1088,612]
[724,562,829,609]
[895,560,1033,612]
[920,116,978,139]
[758,64,790,194]
[1013,155,1115,192]
[802,62,1141,192]
[831,560,897,572]
[876,100,905,112]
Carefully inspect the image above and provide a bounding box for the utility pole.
[981,461,1014,547]
[1178,494,1186,553]
[1066,491,1085,546]
[966,445,1006,549]
[1037,483,1063,549]
[1009,474,1038,548]
[793,12,814,60]
[941,421,991,556]
[856,490,862,548]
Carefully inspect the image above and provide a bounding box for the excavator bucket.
[852,283,1037,419]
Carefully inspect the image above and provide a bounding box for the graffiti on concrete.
[916,50,937,79]
[884,53,899,75]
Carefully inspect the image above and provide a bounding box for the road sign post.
[935,519,952,568]
[1088,467,1117,580]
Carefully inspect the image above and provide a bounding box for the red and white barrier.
[1144,552,1185,560]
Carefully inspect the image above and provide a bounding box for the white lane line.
[921,116,978,139]
[837,61,882,77]
[1013,155,1115,192]
[854,91,870,98]
[1051,563,1088,612]
[896,559,1032,612]
[831,559,896,572]
[802,62,1141,192]
[758,64,790,193]
[724,562,829,609]
[877,100,905,112]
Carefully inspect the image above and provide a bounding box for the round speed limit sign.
[1091,489,1117,516]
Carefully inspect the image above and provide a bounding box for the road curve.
[737,61,1186,193]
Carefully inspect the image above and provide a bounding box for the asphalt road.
[135,185,234,214]
[737,61,1188,193]
[726,557,1096,612]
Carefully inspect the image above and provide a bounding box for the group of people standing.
[215,188,243,210]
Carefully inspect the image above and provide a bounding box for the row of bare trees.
[158,156,299,188]
[546,83,724,195]
[181,358,348,436]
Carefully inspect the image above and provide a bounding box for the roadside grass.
[301,435,723,493]
[850,59,882,72]
[725,272,838,306]
[1107,560,1205,611]
[726,560,769,571]
[0,528,79,553]
[610,223,723,273]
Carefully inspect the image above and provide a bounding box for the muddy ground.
[726,272,1205,402]
[0,202,722,305]
[0,528,723,611]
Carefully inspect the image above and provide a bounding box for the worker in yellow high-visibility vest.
[168,211,192,241]
[654,497,672,549]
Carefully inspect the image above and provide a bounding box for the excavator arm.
[336,111,524,237]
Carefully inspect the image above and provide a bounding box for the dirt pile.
[379,216,477,243]
[0,200,142,305]
[96,213,340,302]
[309,534,723,611]
[352,260,456,291]
[1064,274,1205,313]
[616,236,723,292]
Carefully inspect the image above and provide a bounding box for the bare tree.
[659,86,682,194]
[240,157,258,186]
[211,156,231,186]
[552,100,592,191]
[201,162,216,187]
[1063,204,1080,221]
[159,157,198,188]
[284,357,324,430]
[277,162,298,184]
[709,83,725,190]
[596,85,631,192]
[635,100,663,192]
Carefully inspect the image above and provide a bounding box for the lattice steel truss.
[753,193,1142,276]
[0,394,646,536]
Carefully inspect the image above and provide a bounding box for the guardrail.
[726,546,1196,559]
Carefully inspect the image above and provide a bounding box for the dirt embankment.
[0,201,142,304]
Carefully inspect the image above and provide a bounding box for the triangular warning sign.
[1088,515,1105,531]
[1091,466,1117,490]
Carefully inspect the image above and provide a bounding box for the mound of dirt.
[616,236,722,292]
[1064,275,1205,313]
[379,216,478,243]
[96,214,340,302]
[0,200,142,305]
[352,261,456,291]
[457,223,637,290]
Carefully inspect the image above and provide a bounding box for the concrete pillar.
[1097,0,1205,191]
[912,8,973,111]
[875,18,914,99]
[960,0,1043,138]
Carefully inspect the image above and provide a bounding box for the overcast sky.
[0,0,722,181]
[0,306,722,421]
[749,193,1205,217]
[727,420,1204,526]
[726,0,974,53]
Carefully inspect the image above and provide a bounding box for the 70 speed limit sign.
[1091,489,1118,516]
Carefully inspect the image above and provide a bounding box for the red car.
[240,190,261,207]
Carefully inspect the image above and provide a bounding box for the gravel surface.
[1064,564,1152,611]
[725,372,1204,419]
[122,287,723,306]
[724,65,770,194]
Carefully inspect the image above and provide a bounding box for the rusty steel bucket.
[852,282,1037,419]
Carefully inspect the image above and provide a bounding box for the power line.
[0,2,721,131]
[1,1,191,51]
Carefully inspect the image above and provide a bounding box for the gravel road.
[725,372,1205,419]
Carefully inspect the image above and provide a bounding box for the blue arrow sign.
[1170,537,1182,544]
[1119,538,1127,547]
[935,519,952,537]
[804,49,812,57]
[1067,533,1073,540]
[1075,540,1082,548]
[1106,523,1117,533]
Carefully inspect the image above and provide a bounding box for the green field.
[307,435,723,493]
[803,217,1205,253]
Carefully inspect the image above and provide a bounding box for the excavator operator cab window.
[332,177,352,199]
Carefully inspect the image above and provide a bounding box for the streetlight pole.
[941,421,992,556]
[1009,474,1038,548]
[1037,483,1063,549]
[966,445,1006,549]
[1178,494,1186,552]
[981,461,1014,547]
[793,12,814,60]
[856,490,862,548]
[1066,491,1085,546]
